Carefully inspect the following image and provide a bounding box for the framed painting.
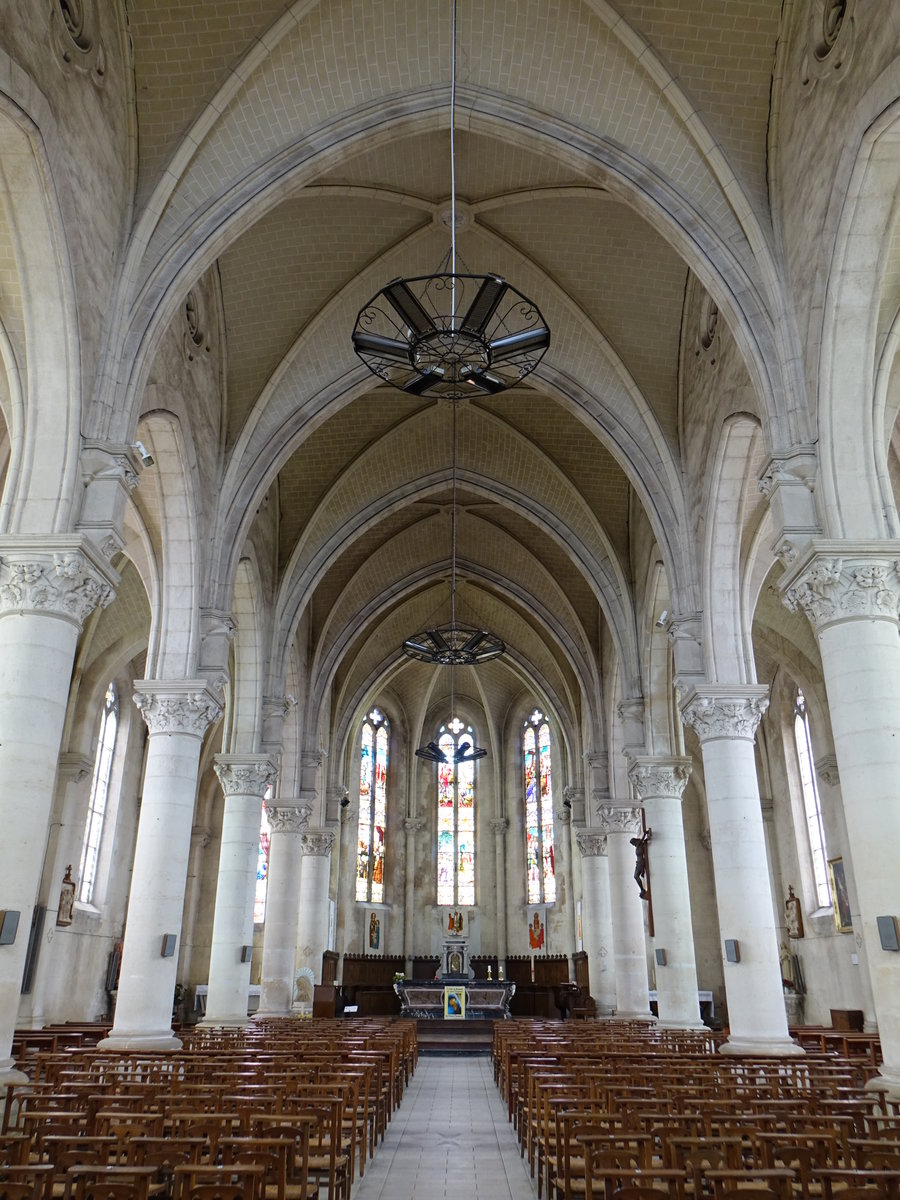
[827,857,853,933]
[527,905,547,953]
[444,985,466,1019]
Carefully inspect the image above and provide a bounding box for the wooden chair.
[0,1164,55,1199]
[62,1165,159,1200]
[220,1136,317,1200]
[171,1163,266,1200]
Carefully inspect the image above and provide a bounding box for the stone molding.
[627,756,692,801]
[680,686,770,743]
[57,753,94,784]
[490,817,510,835]
[268,805,312,834]
[0,538,117,628]
[596,805,642,835]
[575,829,608,857]
[404,817,424,833]
[191,825,212,850]
[758,448,817,498]
[133,680,223,738]
[815,754,840,789]
[556,806,573,825]
[585,752,609,792]
[617,698,645,725]
[213,755,278,797]
[299,828,336,856]
[781,545,900,631]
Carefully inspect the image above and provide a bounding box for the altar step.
[416,1018,496,1055]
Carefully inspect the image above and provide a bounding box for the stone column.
[294,830,337,1002]
[554,804,576,967]
[628,756,704,1029]
[597,805,652,1019]
[0,541,115,1086]
[98,682,222,1052]
[255,803,310,1018]
[491,818,510,969]
[782,547,900,1090]
[403,818,423,974]
[680,686,801,1056]
[575,830,616,1014]
[202,756,278,1026]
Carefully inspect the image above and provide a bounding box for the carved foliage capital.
[214,756,278,798]
[680,688,769,743]
[575,830,608,857]
[783,554,900,630]
[490,817,510,836]
[133,684,222,738]
[0,549,115,627]
[300,828,336,856]
[627,757,692,801]
[596,805,643,835]
[268,804,312,834]
[404,817,424,833]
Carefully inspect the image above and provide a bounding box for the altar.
[394,979,516,1019]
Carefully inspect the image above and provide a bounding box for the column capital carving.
[191,825,212,849]
[213,755,278,797]
[596,804,643,835]
[0,537,117,628]
[299,828,336,856]
[490,817,510,835]
[133,680,223,738]
[404,817,424,833]
[300,749,325,770]
[626,756,692,801]
[815,753,840,789]
[679,685,769,743]
[57,752,94,784]
[77,441,142,560]
[268,804,312,833]
[556,806,572,825]
[575,829,608,857]
[780,543,900,631]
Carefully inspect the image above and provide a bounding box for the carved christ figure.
[630,829,652,900]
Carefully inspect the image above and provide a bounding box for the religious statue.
[785,884,804,938]
[447,909,463,935]
[630,829,652,900]
[57,865,76,927]
[368,911,381,950]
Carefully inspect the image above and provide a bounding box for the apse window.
[437,717,476,906]
[524,709,556,904]
[357,708,389,903]
[78,681,119,905]
[794,688,830,908]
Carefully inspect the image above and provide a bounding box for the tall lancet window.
[793,688,830,908]
[524,709,556,904]
[253,785,273,924]
[78,681,119,904]
[356,708,389,903]
[437,717,476,906]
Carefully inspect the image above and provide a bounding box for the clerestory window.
[437,717,476,906]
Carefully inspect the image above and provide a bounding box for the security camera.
[134,440,154,467]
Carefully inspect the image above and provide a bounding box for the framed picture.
[444,985,466,1019]
[365,908,385,953]
[827,857,853,933]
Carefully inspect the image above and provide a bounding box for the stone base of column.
[718,1036,804,1057]
[0,1060,29,1088]
[96,1031,183,1053]
[198,1016,250,1029]
[865,1070,900,1101]
[615,1010,657,1022]
[657,1019,708,1032]
[252,1009,292,1021]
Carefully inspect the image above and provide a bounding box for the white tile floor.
[351,1055,539,1199]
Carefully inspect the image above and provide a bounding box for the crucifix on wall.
[630,824,653,936]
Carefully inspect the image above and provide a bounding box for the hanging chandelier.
[350,2,549,402]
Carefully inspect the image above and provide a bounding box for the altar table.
[394,979,516,1019]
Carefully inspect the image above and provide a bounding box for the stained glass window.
[357,708,389,903]
[793,689,830,908]
[436,716,476,906]
[78,682,119,904]
[253,786,273,924]
[524,708,556,905]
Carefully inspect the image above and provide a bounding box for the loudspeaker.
[240,945,252,963]
[161,933,177,958]
[0,910,20,946]
[655,948,667,966]
[724,939,740,963]
[877,915,900,951]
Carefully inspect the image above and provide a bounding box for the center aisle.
[351,1055,540,1200]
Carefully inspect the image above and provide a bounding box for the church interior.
[3,0,900,1194]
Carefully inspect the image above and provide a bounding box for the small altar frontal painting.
[527,906,547,952]
[444,985,466,1019]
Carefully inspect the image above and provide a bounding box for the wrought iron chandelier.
[350,2,549,401]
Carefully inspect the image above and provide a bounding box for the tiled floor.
[352,1054,539,1199]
